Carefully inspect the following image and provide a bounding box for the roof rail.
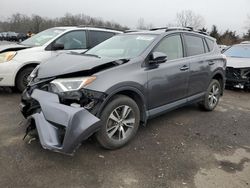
[150,26,208,36]
[124,29,142,33]
[77,25,124,32]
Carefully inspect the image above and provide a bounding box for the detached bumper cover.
[26,89,100,155]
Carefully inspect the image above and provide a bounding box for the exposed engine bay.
[226,67,250,89]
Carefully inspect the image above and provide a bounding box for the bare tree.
[136,18,154,30]
[246,15,250,29]
[176,10,205,29]
[0,13,129,33]
[31,15,43,33]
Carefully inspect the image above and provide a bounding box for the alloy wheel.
[106,105,135,141]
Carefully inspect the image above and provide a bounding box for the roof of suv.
[125,27,215,41]
[52,26,123,34]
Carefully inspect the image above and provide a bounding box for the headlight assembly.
[0,51,17,63]
[50,76,96,92]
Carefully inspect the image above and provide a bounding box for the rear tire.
[200,79,221,111]
[16,67,35,92]
[96,95,140,149]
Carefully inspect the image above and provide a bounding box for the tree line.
[0,13,129,33]
[136,10,250,45]
[1,11,250,45]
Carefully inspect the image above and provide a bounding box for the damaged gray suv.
[21,27,226,155]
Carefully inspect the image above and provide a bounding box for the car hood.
[37,53,129,79]
[226,57,250,68]
[0,43,29,53]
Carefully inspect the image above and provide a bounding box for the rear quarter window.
[205,38,215,51]
[184,35,205,56]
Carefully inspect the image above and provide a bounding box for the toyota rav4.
[20,27,226,155]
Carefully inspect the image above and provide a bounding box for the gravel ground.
[0,88,250,188]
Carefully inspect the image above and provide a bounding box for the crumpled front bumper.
[21,89,100,155]
[226,67,250,89]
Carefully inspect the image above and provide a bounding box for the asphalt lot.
[0,87,249,188]
[0,41,250,188]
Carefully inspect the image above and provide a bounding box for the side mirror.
[52,42,64,51]
[149,52,167,64]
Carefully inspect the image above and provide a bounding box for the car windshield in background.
[224,45,250,58]
[21,28,65,47]
[85,34,157,59]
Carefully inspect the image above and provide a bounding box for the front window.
[85,34,157,59]
[224,45,250,58]
[21,28,65,47]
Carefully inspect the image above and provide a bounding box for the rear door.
[183,34,210,97]
[147,34,189,110]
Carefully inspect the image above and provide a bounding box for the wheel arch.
[14,62,39,86]
[211,70,225,95]
[97,86,148,125]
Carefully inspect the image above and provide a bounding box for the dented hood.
[37,53,127,79]
[0,43,29,53]
[226,57,250,68]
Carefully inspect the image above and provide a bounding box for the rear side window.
[205,38,215,51]
[184,35,205,56]
[89,31,116,48]
[154,35,183,60]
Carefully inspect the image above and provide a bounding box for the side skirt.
[146,92,205,119]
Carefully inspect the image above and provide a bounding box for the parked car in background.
[0,33,3,41]
[1,32,8,41]
[223,42,250,89]
[6,32,18,41]
[17,33,29,42]
[20,27,226,155]
[0,26,122,91]
[218,44,228,52]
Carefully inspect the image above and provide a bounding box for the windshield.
[85,34,157,59]
[224,45,250,58]
[21,28,65,47]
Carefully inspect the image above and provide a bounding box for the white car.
[223,42,250,89]
[0,26,122,91]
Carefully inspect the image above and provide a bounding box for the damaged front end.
[226,67,250,89]
[20,78,106,155]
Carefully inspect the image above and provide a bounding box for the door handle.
[180,65,189,71]
[208,61,215,66]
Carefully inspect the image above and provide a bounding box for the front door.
[51,30,88,57]
[147,34,189,110]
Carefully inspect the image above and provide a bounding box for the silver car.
[0,26,122,91]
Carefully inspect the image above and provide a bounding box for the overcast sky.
[1,0,249,34]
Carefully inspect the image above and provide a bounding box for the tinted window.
[203,39,209,53]
[89,31,115,47]
[224,45,250,58]
[205,38,215,51]
[185,35,205,56]
[154,35,183,60]
[56,31,86,50]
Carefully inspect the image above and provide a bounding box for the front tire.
[16,67,35,92]
[96,95,140,149]
[200,79,221,111]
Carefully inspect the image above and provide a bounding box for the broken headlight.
[50,76,96,92]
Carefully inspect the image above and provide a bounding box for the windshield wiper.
[81,53,100,58]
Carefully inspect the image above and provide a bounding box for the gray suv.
[21,27,226,155]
